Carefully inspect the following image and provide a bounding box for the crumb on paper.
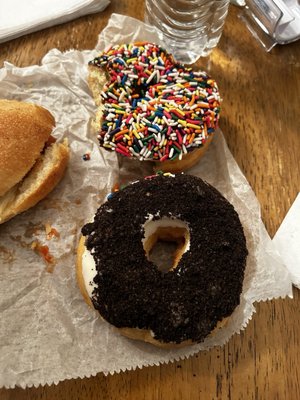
[112,182,120,192]
[45,223,60,240]
[31,241,56,272]
[82,153,91,161]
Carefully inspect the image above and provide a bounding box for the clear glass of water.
[145,0,230,64]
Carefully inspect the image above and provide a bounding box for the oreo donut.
[77,173,248,347]
[88,42,221,173]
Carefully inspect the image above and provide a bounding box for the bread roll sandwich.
[0,99,69,224]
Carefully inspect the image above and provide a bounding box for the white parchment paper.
[0,14,293,389]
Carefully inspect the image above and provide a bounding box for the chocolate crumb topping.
[82,174,248,344]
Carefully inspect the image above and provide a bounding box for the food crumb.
[45,223,60,240]
[31,241,56,272]
[82,153,91,161]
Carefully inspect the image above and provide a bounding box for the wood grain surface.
[1,1,300,399]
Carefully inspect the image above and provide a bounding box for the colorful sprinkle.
[89,43,221,162]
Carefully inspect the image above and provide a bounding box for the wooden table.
[1,1,300,399]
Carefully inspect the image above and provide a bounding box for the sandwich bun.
[0,99,69,224]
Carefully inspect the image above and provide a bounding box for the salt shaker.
[145,0,230,64]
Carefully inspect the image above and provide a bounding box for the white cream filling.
[82,247,97,298]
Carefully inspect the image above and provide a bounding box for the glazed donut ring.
[88,42,221,172]
[77,173,248,347]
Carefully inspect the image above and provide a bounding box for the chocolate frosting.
[82,174,248,344]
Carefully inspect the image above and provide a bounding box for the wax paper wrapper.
[0,14,292,389]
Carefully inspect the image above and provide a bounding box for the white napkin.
[273,193,300,289]
[0,0,110,44]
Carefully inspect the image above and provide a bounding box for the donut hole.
[142,218,190,273]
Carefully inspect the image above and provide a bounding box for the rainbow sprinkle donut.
[88,42,221,169]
